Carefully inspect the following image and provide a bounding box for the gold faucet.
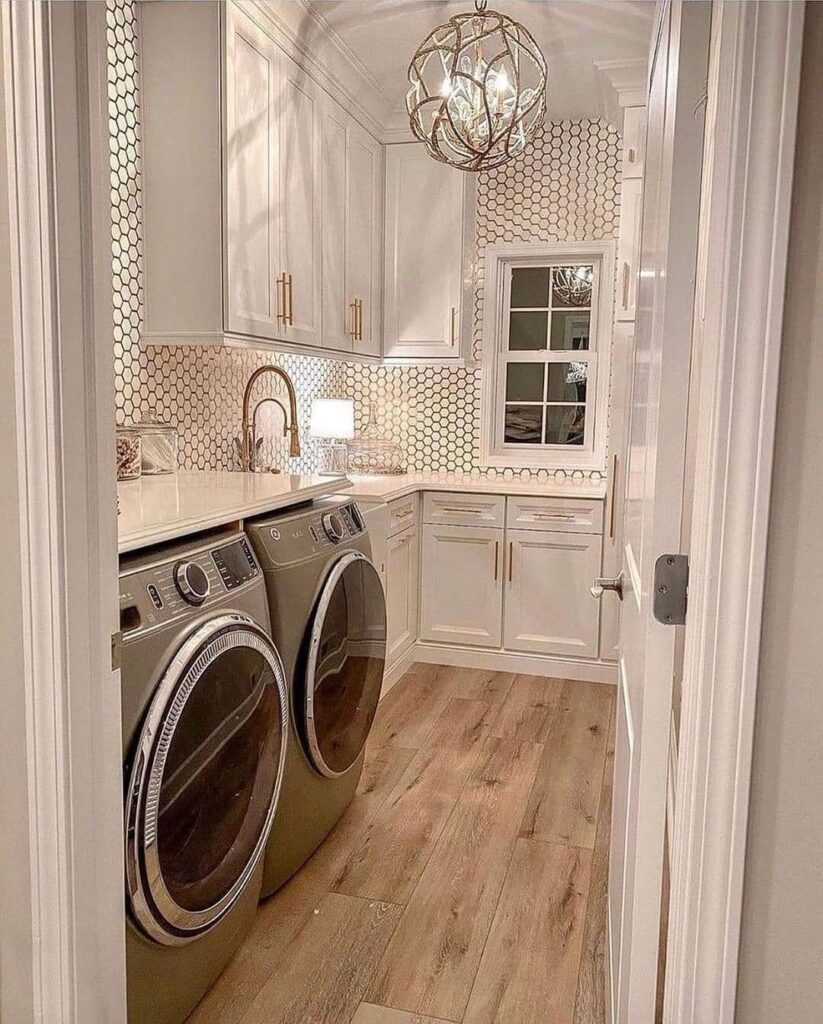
[240,365,301,472]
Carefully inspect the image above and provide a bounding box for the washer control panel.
[119,534,261,639]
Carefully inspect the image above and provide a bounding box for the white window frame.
[479,241,615,471]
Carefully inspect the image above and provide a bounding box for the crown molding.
[594,57,648,126]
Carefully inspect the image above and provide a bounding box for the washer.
[119,530,288,1024]
[246,497,387,897]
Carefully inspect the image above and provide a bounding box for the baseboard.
[413,642,618,684]
[380,645,417,700]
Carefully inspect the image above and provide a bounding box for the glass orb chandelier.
[553,265,594,307]
[406,0,547,172]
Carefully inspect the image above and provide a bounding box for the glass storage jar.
[116,426,142,481]
[139,419,179,475]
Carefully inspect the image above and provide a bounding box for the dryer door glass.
[305,553,387,777]
[126,618,288,944]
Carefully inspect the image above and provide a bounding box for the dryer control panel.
[249,499,367,568]
[119,534,261,640]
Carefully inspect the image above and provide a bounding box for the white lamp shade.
[309,398,355,440]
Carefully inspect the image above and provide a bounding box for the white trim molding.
[0,2,125,1021]
[479,240,615,473]
[665,3,805,1022]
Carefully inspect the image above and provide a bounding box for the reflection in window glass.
[511,267,550,308]
[504,405,543,443]
[545,405,585,445]
[550,310,590,350]
[551,265,593,307]
[506,363,544,402]
[509,310,548,351]
[547,362,587,403]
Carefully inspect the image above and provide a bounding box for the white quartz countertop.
[343,472,608,503]
[118,470,350,553]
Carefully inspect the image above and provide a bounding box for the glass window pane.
[506,363,544,402]
[511,267,550,308]
[547,362,588,403]
[504,404,543,443]
[550,310,591,350]
[552,266,593,307]
[509,310,548,351]
[545,405,585,445]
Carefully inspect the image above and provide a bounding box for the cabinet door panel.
[503,529,601,658]
[224,7,280,338]
[384,143,464,360]
[279,53,322,347]
[420,525,503,647]
[386,526,418,665]
[347,123,383,357]
[321,101,350,352]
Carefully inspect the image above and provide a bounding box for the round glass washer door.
[304,552,387,778]
[125,614,287,946]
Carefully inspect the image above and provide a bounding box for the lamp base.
[318,442,348,475]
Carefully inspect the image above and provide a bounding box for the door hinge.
[652,554,689,625]
[111,630,123,672]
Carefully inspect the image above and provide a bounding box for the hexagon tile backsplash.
[107,0,618,481]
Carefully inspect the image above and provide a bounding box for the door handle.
[590,572,624,600]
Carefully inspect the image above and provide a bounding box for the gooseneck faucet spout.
[240,365,301,471]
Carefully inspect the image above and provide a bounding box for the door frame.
[0,3,126,1022]
[666,2,805,1021]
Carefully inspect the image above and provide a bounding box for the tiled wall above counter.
[107,0,620,482]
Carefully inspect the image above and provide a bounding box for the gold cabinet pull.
[450,306,457,345]
[356,298,363,342]
[286,272,294,326]
[493,540,499,582]
[348,300,358,339]
[622,261,631,309]
[276,273,287,324]
[508,541,513,582]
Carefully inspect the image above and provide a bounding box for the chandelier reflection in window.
[552,265,593,307]
[406,0,547,172]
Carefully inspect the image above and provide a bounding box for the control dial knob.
[322,511,345,543]
[174,561,210,606]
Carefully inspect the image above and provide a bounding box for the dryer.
[119,529,288,1024]
[246,497,387,897]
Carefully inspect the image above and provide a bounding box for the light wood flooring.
[190,664,616,1024]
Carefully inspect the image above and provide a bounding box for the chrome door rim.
[125,613,288,946]
[304,551,385,779]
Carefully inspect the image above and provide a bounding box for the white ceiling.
[305,0,654,125]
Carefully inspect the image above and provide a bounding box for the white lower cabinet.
[503,529,602,659]
[420,524,503,647]
[385,524,419,666]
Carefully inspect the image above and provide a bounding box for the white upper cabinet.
[140,0,381,360]
[383,143,471,362]
[321,105,383,357]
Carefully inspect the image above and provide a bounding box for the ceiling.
[305,1,654,125]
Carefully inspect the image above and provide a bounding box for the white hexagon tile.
[107,0,617,482]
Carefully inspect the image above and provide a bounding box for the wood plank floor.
[189,664,616,1024]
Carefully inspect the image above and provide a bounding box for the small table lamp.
[310,398,355,474]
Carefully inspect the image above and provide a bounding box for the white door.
[383,143,464,360]
[347,121,383,358]
[504,529,601,658]
[278,51,322,348]
[606,3,710,1022]
[224,5,280,339]
[420,524,503,647]
[320,100,350,352]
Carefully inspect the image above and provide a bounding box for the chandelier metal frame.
[406,0,547,172]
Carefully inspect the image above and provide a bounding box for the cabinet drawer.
[506,496,604,534]
[387,494,418,537]
[423,491,505,528]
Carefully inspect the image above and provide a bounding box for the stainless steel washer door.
[125,615,288,946]
[305,552,387,778]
